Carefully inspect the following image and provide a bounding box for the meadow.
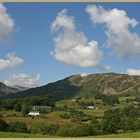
[0,95,139,137]
[0,131,140,138]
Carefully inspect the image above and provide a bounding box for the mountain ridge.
[0,82,19,97]
[3,72,140,99]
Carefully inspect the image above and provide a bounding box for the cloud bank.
[127,68,140,76]
[4,74,40,88]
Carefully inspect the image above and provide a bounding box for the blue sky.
[1,2,140,87]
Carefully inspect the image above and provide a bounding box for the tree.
[70,110,86,123]
[8,122,28,133]
[102,95,119,106]
[85,117,102,135]
[120,117,140,133]
[60,112,71,119]
[14,102,21,112]
[0,99,17,110]
[57,124,88,137]
[0,118,8,131]
[103,109,121,134]
[94,93,103,99]
[122,105,140,118]
[31,123,59,135]
[29,96,41,106]
[21,104,30,116]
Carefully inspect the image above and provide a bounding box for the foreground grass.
[90,132,140,138]
[0,131,140,138]
[0,132,55,138]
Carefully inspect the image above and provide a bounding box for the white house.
[87,106,94,109]
[71,99,76,102]
[28,111,40,116]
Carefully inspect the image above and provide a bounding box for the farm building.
[87,106,94,109]
[28,111,40,116]
[32,106,52,111]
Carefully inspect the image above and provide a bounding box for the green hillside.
[7,73,140,99]
[0,82,18,97]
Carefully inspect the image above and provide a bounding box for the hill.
[5,72,140,99]
[0,82,19,97]
[12,85,29,91]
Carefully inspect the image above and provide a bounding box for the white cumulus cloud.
[0,3,15,42]
[127,68,140,76]
[4,74,40,88]
[51,9,110,70]
[86,5,140,59]
[0,53,23,70]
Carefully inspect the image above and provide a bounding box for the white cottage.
[71,99,76,102]
[87,106,94,109]
[28,111,40,116]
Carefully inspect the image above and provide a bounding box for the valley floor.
[90,132,140,138]
[0,132,52,138]
[0,131,140,138]
[0,95,139,138]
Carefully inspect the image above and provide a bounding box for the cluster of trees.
[94,94,119,106]
[57,118,101,137]
[103,107,140,134]
[77,100,94,108]
[31,123,59,135]
[122,104,140,118]
[0,118,59,134]
[60,109,91,122]
[58,108,140,137]
[58,103,140,137]
[0,96,55,116]
[135,95,140,104]
[0,119,28,133]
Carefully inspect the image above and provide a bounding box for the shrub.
[31,123,59,135]
[103,109,121,134]
[115,129,125,134]
[57,124,88,137]
[8,122,28,133]
[60,113,71,119]
[121,117,140,132]
[85,118,102,135]
[122,105,140,118]
[14,103,21,112]
[21,104,30,116]
[0,118,8,131]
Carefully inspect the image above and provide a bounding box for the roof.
[28,112,40,116]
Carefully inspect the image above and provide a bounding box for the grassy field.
[3,112,71,128]
[78,109,105,118]
[0,132,52,138]
[0,96,139,138]
[56,100,79,109]
[0,131,140,138]
[0,96,135,127]
[90,132,140,138]
[116,96,135,109]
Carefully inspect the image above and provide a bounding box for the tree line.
[0,96,55,116]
